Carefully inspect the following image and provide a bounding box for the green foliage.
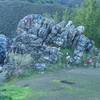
[6,53,34,78]
[74,0,100,47]
[52,11,61,22]
[43,11,63,22]
[62,9,70,22]
[43,9,72,22]
[74,0,97,31]
[43,13,52,19]
[0,85,32,100]
[9,53,33,67]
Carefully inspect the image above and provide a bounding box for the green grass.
[0,84,32,100]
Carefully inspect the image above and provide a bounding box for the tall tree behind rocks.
[74,0,100,47]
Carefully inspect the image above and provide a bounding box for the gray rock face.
[13,14,94,68]
[0,34,8,66]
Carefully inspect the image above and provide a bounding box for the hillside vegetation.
[26,0,83,7]
[0,0,100,47]
[0,0,65,37]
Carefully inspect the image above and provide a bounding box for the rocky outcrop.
[12,14,94,69]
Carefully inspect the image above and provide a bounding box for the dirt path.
[14,68,100,100]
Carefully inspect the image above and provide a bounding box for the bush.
[6,53,33,78]
[9,53,33,67]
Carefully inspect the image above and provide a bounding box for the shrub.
[8,53,33,68]
[6,53,33,78]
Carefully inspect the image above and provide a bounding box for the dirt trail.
[15,68,100,100]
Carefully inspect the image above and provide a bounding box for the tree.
[74,0,100,47]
